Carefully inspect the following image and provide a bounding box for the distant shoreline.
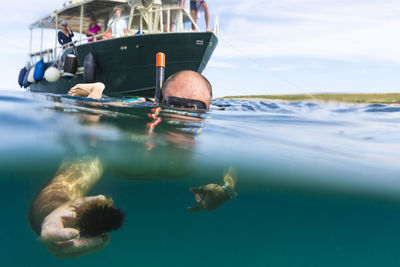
[221,93,400,104]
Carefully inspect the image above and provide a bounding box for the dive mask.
[161,97,207,110]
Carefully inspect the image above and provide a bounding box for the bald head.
[161,70,212,109]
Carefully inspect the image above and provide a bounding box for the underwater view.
[1,89,400,266]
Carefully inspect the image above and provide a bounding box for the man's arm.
[57,31,64,45]
[28,157,104,235]
[124,21,128,35]
[67,83,147,107]
[27,157,112,258]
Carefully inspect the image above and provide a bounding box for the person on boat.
[190,0,209,31]
[28,70,237,258]
[86,16,101,42]
[58,20,74,46]
[106,6,127,38]
[161,0,185,32]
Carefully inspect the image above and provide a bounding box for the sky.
[1,0,400,97]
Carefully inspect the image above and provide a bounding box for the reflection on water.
[1,90,400,266]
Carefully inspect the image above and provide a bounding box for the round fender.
[27,67,36,83]
[18,67,27,87]
[23,67,31,88]
[33,60,45,81]
[44,66,61,83]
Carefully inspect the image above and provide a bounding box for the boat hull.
[29,32,218,96]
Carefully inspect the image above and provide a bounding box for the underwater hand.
[187,184,229,212]
[40,195,110,258]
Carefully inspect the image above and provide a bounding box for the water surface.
[1,90,400,266]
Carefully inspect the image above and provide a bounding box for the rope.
[218,35,317,100]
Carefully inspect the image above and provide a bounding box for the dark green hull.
[29,32,218,96]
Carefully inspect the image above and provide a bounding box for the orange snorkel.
[155,52,165,103]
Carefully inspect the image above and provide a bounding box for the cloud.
[266,65,295,72]
[213,0,400,63]
[0,0,60,26]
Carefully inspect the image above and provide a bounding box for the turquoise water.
[1,90,400,266]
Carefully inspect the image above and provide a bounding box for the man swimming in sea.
[68,70,212,109]
[28,70,237,258]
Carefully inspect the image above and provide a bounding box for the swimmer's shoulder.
[123,97,146,103]
[123,97,155,106]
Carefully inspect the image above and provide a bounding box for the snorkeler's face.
[163,71,211,109]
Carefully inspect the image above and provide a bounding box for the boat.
[21,0,219,96]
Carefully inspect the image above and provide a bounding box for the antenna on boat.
[155,52,165,103]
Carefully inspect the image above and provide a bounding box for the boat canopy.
[27,0,219,62]
[30,0,128,32]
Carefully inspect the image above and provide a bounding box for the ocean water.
[1,90,400,266]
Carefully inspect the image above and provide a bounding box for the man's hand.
[40,195,110,258]
[68,82,105,99]
[187,184,229,212]
[187,167,237,212]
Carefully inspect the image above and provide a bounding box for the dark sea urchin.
[76,197,125,237]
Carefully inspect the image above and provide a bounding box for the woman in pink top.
[86,16,101,42]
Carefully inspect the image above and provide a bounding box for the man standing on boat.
[107,7,127,38]
[190,0,210,31]
[162,0,185,32]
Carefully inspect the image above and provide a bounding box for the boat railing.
[28,48,55,66]
[76,6,218,43]
[28,4,219,65]
[125,5,201,34]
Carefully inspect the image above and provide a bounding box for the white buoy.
[44,66,61,83]
[27,67,36,83]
